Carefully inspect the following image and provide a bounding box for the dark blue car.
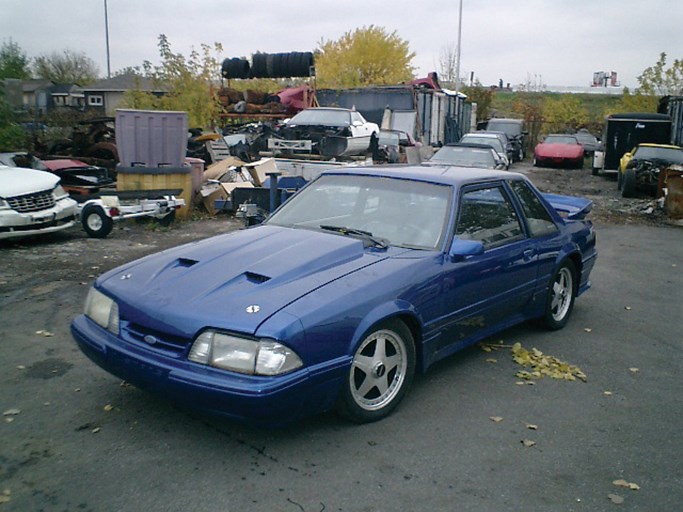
[71,166,597,426]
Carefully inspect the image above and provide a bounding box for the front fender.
[349,299,421,354]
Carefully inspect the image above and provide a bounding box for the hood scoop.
[245,271,271,284]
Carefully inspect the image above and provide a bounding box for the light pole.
[454,0,463,94]
[104,0,111,78]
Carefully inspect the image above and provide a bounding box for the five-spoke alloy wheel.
[337,319,415,423]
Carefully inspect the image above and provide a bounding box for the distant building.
[81,74,165,116]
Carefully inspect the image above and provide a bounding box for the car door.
[436,182,539,350]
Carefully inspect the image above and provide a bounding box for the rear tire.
[621,168,636,198]
[542,260,577,330]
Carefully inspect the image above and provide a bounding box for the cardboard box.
[200,182,254,215]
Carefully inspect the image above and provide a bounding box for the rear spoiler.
[542,193,593,220]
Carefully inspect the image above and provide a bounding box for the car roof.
[321,164,521,188]
[443,142,497,150]
[635,143,682,150]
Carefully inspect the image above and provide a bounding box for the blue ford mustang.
[71,166,597,426]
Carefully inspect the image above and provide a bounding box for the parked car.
[533,135,585,169]
[71,165,597,427]
[273,107,379,157]
[573,129,600,156]
[485,118,527,161]
[618,143,683,197]
[460,133,510,168]
[0,165,78,241]
[479,130,515,162]
[426,143,507,169]
[0,152,114,200]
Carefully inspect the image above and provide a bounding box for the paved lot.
[1,212,682,511]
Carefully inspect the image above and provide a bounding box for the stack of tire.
[221,52,314,80]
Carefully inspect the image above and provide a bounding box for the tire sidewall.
[543,260,577,330]
[81,205,113,238]
[336,318,416,423]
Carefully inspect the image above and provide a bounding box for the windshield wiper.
[319,225,388,249]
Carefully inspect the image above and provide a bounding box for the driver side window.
[456,186,524,249]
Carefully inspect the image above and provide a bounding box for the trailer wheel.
[82,204,113,238]
[621,168,636,198]
[156,209,176,227]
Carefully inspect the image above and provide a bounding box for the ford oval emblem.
[143,335,158,345]
[246,305,260,314]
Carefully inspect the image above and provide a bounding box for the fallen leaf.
[603,391,613,396]
[4,418,14,423]
[608,493,624,504]
[489,416,503,423]
[16,365,25,370]
[103,404,114,412]
[629,368,639,373]
[486,358,497,364]
[613,479,640,490]
[91,427,101,434]
[3,409,20,416]
[624,306,632,311]
[526,424,538,430]
[521,439,536,448]
[515,381,526,386]
[584,328,592,333]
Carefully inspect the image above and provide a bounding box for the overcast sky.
[2,0,681,89]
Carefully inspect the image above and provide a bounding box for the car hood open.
[97,225,392,338]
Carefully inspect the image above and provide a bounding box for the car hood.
[535,143,583,157]
[0,165,59,197]
[97,225,394,338]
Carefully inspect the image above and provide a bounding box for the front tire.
[542,261,577,330]
[337,319,415,423]
[621,168,636,198]
[81,205,113,238]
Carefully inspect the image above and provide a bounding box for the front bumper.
[71,315,347,426]
[0,198,78,240]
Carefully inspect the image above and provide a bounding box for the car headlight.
[0,198,9,210]
[188,330,303,376]
[54,184,69,200]
[84,287,119,335]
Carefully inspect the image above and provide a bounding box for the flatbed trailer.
[78,188,185,238]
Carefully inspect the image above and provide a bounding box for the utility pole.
[454,0,463,94]
[104,0,111,78]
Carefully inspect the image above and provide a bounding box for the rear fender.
[542,193,593,220]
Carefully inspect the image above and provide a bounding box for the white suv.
[0,165,78,241]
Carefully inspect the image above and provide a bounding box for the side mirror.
[449,238,484,262]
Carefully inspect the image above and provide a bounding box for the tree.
[438,43,458,84]
[0,97,26,151]
[605,87,658,116]
[461,81,494,122]
[0,39,31,79]
[33,49,99,84]
[637,52,683,96]
[121,35,223,129]
[315,26,415,88]
[542,95,589,134]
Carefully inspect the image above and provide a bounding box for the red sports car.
[533,135,585,169]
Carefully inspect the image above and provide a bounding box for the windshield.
[633,146,683,163]
[288,109,351,127]
[429,146,497,168]
[544,135,579,145]
[266,174,452,250]
[487,120,522,137]
[461,136,504,153]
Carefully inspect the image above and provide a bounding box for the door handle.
[523,249,534,260]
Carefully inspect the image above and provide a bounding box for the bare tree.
[33,49,99,84]
[438,43,458,84]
